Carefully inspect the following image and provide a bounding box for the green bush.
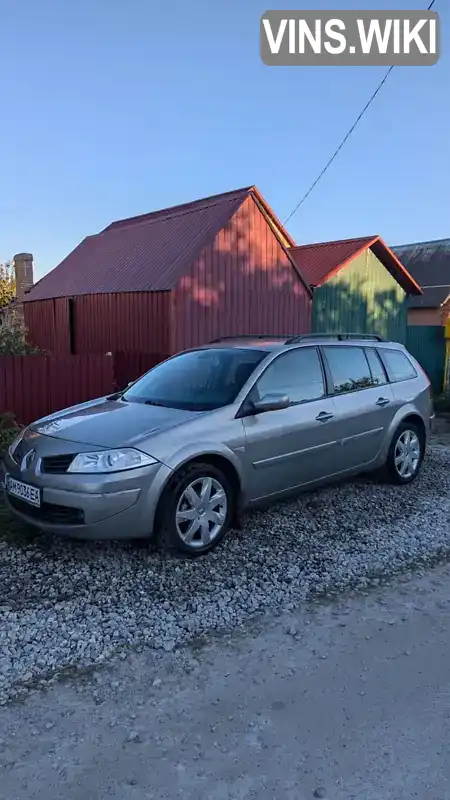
[0,412,20,454]
[0,312,41,355]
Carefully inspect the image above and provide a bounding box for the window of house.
[380,348,417,382]
[254,347,325,404]
[323,346,372,394]
[365,347,388,386]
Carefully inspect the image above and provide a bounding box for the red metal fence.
[0,355,115,425]
[112,351,167,390]
[0,352,168,426]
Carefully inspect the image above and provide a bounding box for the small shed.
[393,238,450,394]
[289,235,422,342]
[393,238,450,327]
[24,187,312,357]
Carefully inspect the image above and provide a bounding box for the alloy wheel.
[175,476,227,549]
[394,429,421,479]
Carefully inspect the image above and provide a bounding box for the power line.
[283,0,437,225]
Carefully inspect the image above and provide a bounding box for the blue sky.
[1,0,449,280]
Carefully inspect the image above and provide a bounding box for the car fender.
[163,440,246,489]
[146,442,246,533]
[380,403,426,460]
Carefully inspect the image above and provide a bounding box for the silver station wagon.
[2,333,433,555]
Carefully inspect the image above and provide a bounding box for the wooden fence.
[0,351,167,425]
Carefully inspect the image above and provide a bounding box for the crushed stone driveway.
[3,563,450,798]
[1,443,450,705]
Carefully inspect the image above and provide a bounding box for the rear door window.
[323,346,372,394]
[380,348,417,382]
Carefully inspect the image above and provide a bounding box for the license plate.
[5,475,41,508]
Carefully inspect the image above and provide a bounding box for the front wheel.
[155,462,234,555]
[385,422,424,485]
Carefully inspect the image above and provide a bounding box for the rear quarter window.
[379,348,417,382]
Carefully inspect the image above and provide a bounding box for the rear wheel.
[385,421,424,485]
[155,462,234,555]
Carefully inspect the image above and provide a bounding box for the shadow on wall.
[312,279,408,342]
[174,200,311,348]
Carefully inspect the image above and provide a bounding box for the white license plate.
[6,475,41,508]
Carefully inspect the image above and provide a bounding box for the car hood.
[30,398,203,449]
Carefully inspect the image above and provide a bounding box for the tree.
[0,312,40,355]
[0,261,15,309]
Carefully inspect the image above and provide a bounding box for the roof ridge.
[103,186,254,232]
[291,235,377,251]
[393,237,450,249]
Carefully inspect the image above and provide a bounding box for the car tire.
[155,462,234,556]
[384,421,424,485]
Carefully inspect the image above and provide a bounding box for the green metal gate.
[405,325,445,394]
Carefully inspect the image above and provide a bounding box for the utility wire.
[283,0,437,225]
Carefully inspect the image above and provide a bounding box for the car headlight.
[67,448,158,474]
[8,429,25,459]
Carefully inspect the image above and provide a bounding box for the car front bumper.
[1,451,173,541]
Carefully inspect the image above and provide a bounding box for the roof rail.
[286,333,385,344]
[209,334,289,343]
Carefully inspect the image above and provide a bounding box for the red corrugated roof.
[289,235,422,296]
[24,187,257,301]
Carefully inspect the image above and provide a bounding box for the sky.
[1,0,449,280]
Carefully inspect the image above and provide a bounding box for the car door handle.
[376,397,390,407]
[316,411,334,422]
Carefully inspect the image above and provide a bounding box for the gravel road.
[1,440,450,705]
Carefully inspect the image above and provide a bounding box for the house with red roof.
[289,235,422,342]
[24,187,312,356]
[393,238,450,327]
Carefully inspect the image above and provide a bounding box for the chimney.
[13,253,34,301]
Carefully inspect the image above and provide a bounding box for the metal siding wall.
[24,293,170,354]
[170,196,311,352]
[53,298,71,354]
[405,325,446,394]
[24,300,56,353]
[312,250,408,342]
[72,292,170,354]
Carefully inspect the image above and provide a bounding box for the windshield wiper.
[107,390,128,402]
[143,399,166,407]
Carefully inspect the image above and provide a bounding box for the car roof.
[196,335,405,353]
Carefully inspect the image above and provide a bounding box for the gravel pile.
[1,446,450,704]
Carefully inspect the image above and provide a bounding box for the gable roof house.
[393,238,450,326]
[289,235,422,342]
[23,187,312,357]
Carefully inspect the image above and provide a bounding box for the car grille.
[7,496,85,526]
[41,454,75,474]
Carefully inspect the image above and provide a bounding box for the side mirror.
[251,393,290,414]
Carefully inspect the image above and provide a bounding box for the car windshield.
[122,348,267,411]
